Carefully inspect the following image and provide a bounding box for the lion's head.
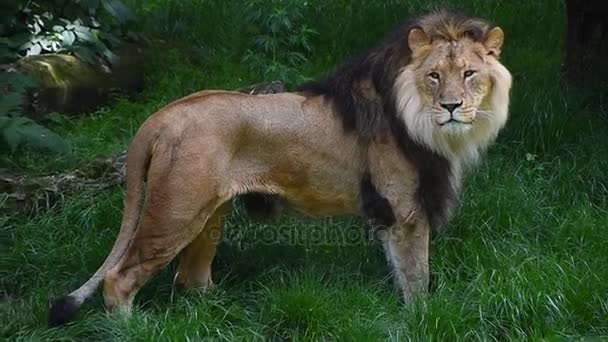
[395,13,512,164]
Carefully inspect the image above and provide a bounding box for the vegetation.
[2,0,607,340]
[0,72,68,153]
[0,0,136,152]
[242,0,317,84]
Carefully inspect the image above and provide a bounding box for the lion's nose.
[440,101,463,114]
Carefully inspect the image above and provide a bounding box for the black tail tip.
[48,295,80,327]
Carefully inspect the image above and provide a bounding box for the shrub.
[0,0,136,153]
[242,0,317,85]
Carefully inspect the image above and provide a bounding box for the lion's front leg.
[381,215,430,303]
[366,138,432,303]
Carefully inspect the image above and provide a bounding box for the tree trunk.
[564,0,608,82]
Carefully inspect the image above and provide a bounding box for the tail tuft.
[48,295,81,327]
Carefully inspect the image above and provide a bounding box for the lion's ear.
[484,27,504,57]
[408,28,431,53]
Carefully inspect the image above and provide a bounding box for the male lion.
[49,11,512,325]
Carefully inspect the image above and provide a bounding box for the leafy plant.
[0,72,68,153]
[242,0,317,84]
[0,0,136,153]
[1,0,136,66]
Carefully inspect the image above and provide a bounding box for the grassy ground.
[3,0,608,340]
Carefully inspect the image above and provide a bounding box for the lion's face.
[416,39,493,135]
[395,26,511,162]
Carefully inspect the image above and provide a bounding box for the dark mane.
[297,21,411,138]
[297,11,495,227]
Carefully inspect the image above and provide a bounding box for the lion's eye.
[464,70,477,78]
[428,72,440,81]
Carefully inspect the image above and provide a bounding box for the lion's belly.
[280,176,362,217]
[226,153,362,217]
[284,196,360,217]
[229,151,363,217]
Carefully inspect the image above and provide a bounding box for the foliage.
[242,0,317,85]
[1,0,135,66]
[0,72,68,153]
[0,0,135,153]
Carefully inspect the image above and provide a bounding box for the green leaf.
[73,26,94,41]
[72,46,97,64]
[61,30,76,46]
[100,31,121,46]
[51,40,61,51]
[80,0,101,12]
[31,21,42,35]
[7,33,31,48]
[1,117,23,151]
[0,72,37,89]
[0,93,23,115]
[0,45,17,63]
[101,0,134,24]
[46,112,70,126]
[0,116,69,153]
[101,48,119,65]
[27,43,41,56]
[0,116,11,129]
[38,37,53,51]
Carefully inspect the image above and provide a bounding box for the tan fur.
[58,14,512,316]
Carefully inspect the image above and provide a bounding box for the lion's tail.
[48,128,155,327]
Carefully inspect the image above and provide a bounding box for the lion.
[49,11,512,325]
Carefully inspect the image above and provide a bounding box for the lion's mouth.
[439,118,473,126]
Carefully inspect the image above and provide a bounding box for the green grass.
[3,0,608,340]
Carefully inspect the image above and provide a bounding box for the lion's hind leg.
[175,201,232,289]
[102,201,223,314]
[102,154,228,313]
